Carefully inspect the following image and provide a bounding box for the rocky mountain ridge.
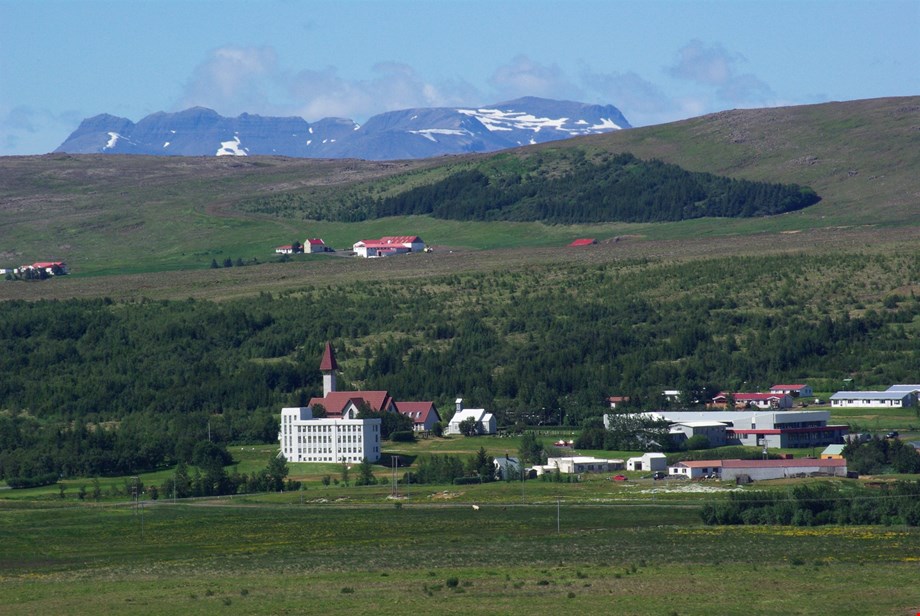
[55,97,630,160]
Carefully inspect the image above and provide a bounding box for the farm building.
[353,235,425,258]
[305,238,328,253]
[821,444,846,459]
[668,421,728,447]
[769,383,814,398]
[830,391,916,408]
[494,456,522,479]
[719,458,848,482]
[642,410,848,449]
[445,399,496,436]
[669,460,722,479]
[626,452,667,472]
[534,456,623,476]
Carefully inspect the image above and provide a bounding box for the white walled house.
[306,238,328,253]
[445,399,495,435]
[353,235,425,258]
[770,384,813,398]
[279,407,382,463]
[669,460,722,479]
[534,456,623,476]
[712,392,793,410]
[830,391,916,408]
[396,401,441,433]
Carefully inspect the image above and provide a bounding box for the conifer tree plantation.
[1,248,917,481]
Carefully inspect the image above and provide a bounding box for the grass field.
[2,492,920,615]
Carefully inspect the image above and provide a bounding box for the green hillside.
[0,96,917,278]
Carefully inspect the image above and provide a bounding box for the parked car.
[885,431,899,439]
[652,471,667,480]
[612,474,628,481]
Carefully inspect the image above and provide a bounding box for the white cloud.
[666,39,775,105]
[0,105,82,155]
[489,55,582,101]
[287,62,479,122]
[176,45,278,114]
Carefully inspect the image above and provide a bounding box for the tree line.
[0,251,917,481]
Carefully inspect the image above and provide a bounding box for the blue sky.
[1,0,917,155]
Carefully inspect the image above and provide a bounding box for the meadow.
[2,488,920,615]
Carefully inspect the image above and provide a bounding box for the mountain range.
[55,97,631,160]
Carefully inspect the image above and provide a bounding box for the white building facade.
[279,406,382,464]
[830,391,916,408]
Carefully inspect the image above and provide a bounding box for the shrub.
[445,577,459,588]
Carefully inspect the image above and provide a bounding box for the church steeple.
[320,342,338,396]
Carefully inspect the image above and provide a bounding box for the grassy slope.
[0,97,917,279]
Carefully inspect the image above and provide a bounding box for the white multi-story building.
[279,406,381,463]
[278,342,386,464]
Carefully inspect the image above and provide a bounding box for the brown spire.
[319,342,338,372]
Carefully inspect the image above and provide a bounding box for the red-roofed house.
[769,384,814,398]
[569,238,597,247]
[305,238,328,253]
[396,401,441,433]
[353,235,425,258]
[669,460,723,479]
[711,392,793,410]
[17,261,68,276]
[607,396,630,409]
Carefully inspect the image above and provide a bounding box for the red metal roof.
[319,342,338,372]
[306,238,325,245]
[721,458,846,469]
[32,261,64,268]
[308,390,394,416]
[770,384,807,390]
[569,238,597,247]
[396,401,441,425]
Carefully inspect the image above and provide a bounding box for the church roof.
[320,342,338,372]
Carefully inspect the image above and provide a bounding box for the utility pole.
[556,497,561,533]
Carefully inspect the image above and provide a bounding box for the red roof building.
[569,238,597,247]
[396,401,442,432]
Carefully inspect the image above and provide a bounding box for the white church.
[278,343,383,463]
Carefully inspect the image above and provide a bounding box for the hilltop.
[0,96,918,288]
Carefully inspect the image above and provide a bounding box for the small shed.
[820,444,846,459]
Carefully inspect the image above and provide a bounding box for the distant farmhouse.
[275,238,329,254]
[769,383,813,398]
[711,392,793,410]
[6,261,68,279]
[353,235,425,258]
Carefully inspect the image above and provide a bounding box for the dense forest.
[241,151,820,223]
[1,251,917,480]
